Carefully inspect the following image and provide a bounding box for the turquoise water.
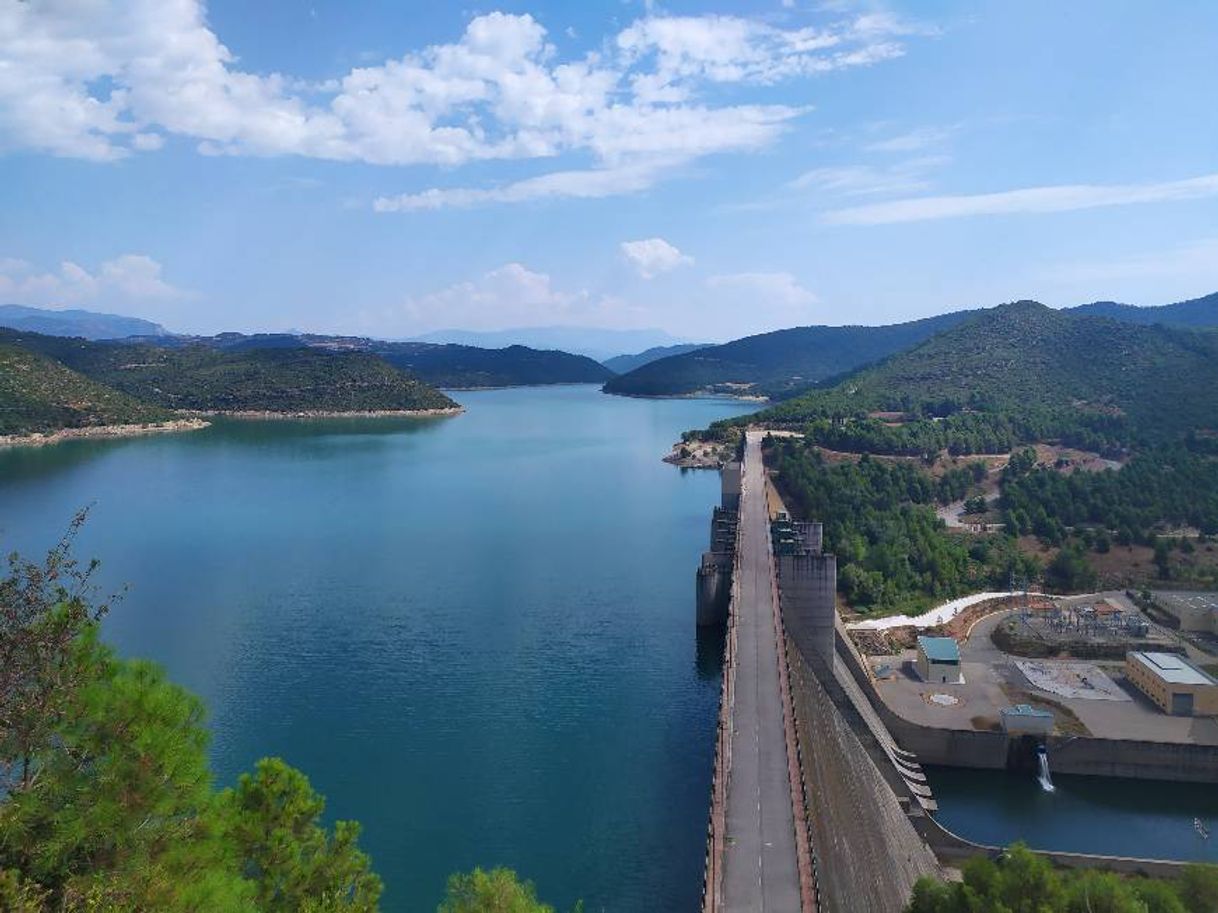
[927,766,1218,864]
[0,386,755,912]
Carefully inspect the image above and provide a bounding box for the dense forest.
[768,439,1040,614]
[0,527,566,912]
[603,310,970,397]
[707,302,1218,454]
[0,345,171,435]
[741,303,1218,610]
[905,844,1217,913]
[0,330,458,431]
[376,342,611,388]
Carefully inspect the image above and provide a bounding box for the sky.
[1,0,1216,343]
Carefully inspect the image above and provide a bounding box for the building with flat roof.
[1125,651,1218,717]
[916,636,962,685]
[1000,704,1054,736]
[1153,592,1218,635]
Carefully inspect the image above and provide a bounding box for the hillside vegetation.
[602,311,971,397]
[1071,290,1218,327]
[717,302,1218,455]
[0,345,170,435]
[738,302,1218,614]
[0,331,458,433]
[123,332,612,389]
[602,343,708,374]
[375,342,612,388]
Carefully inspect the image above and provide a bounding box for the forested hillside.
[0,345,170,435]
[0,330,458,433]
[602,343,707,374]
[602,311,971,397]
[120,332,612,388]
[733,302,1218,614]
[719,302,1218,456]
[375,342,612,387]
[1070,290,1218,327]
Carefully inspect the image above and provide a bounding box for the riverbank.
[0,418,210,449]
[180,407,464,419]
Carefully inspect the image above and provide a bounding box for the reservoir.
[0,385,753,913]
[3,384,1215,909]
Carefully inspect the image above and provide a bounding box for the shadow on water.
[695,624,726,682]
[0,414,460,486]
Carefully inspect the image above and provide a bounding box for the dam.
[699,431,936,912]
[697,430,1206,911]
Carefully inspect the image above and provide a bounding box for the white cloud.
[0,3,916,206]
[706,271,817,309]
[620,238,694,278]
[379,262,638,334]
[824,173,1218,225]
[0,254,192,308]
[789,156,947,197]
[863,125,954,153]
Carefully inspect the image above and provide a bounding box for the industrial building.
[915,636,962,684]
[1153,592,1218,635]
[1125,651,1218,717]
[1000,703,1054,736]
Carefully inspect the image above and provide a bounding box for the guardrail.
[700,502,740,913]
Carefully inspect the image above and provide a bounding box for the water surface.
[927,766,1218,863]
[0,386,754,912]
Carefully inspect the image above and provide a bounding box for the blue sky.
[1,0,1216,342]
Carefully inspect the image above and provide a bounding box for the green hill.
[0,330,458,416]
[374,342,612,387]
[602,311,971,398]
[0,344,170,435]
[124,332,612,388]
[712,301,1218,455]
[602,343,708,374]
[1069,291,1218,328]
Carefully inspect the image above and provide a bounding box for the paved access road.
[722,432,802,912]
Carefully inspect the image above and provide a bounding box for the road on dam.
[722,431,803,911]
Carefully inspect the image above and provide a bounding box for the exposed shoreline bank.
[0,418,210,449]
[179,407,465,419]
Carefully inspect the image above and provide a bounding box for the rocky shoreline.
[0,418,210,449]
[662,439,735,469]
[181,407,465,419]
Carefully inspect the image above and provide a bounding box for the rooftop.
[1001,703,1054,718]
[1129,651,1217,687]
[917,636,960,663]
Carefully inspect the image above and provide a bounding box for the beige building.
[1154,592,1218,634]
[1125,651,1218,717]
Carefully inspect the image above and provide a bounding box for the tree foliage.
[906,844,1217,913]
[768,439,1040,614]
[0,530,379,911]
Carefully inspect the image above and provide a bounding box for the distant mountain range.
[0,304,168,340]
[1069,290,1218,327]
[601,343,708,374]
[606,291,1218,399]
[410,326,687,362]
